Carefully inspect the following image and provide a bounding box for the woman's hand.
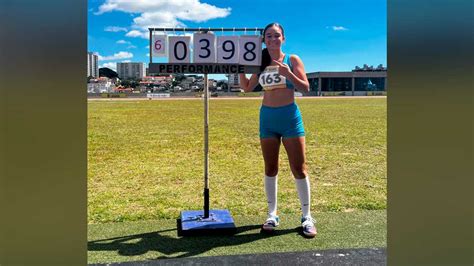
[272,60,292,79]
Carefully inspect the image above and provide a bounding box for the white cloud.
[125,30,148,38]
[100,62,117,71]
[97,51,133,61]
[116,39,130,44]
[96,0,231,39]
[332,26,348,31]
[104,26,128,32]
[121,60,132,63]
[116,40,136,48]
[145,45,150,49]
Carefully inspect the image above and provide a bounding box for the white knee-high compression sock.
[295,176,311,217]
[264,175,278,217]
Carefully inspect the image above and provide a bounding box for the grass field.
[88,97,386,224]
[88,210,386,263]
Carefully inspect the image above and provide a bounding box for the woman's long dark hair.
[260,48,271,72]
[260,22,285,72]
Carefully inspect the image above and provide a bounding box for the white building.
[117,62,145,80]
[228,74,241,92]
[87,77,115,93]
[87,52,99,78]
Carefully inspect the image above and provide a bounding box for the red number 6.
[154,40,162,50]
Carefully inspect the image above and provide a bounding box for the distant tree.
[174,74,186,82]
[172,74,185,87]
[222,83,228,91]
[121,80,131,87]
[130,80,140,88]
[217,80,228,91]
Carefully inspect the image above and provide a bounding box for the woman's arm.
[239,73,259,93]
[274,55,310,92]
[289,55,310,92]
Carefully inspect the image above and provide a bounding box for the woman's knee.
[291,164,308,179]
[265,164,279,177]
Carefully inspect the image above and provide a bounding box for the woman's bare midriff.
[262,88,295,107]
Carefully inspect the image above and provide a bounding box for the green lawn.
[88,98,386,224]
[88,210,386,264]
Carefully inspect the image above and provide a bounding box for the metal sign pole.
[203,73,210,218]
[149,29,153,64]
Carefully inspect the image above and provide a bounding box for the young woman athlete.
[239,22,317,237]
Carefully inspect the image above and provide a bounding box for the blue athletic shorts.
[259,102,305,139]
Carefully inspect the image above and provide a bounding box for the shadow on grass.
[88,224,300,259]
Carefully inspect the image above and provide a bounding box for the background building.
[117,62,145,80]
[87,52,99,78]
[138,75,173,91]
[87,77,115,93]
[307,64,387,96]
[227,74,241,92]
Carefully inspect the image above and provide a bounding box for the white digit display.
[193,33,216,63]
[217,36,239,64]
[168,36,191,63]
[238,35,262,66]
[152,34,167,57]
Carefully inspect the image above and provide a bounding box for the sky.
[88,0,386,80]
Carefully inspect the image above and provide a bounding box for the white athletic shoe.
[262,215,280,232]
[301,216,317,237]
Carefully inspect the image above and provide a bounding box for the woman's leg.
[261,137,281,177]
[282,136,308,179]
[282,136,311,216]
[282,136,317,237]
[260,137,281,218]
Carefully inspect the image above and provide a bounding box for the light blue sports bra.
[282,54,294,89]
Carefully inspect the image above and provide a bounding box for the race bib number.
[259,66,286,90]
